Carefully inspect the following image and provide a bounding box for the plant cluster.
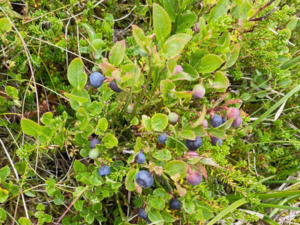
[1,0,300,225]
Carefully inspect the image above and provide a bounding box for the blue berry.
[170,199,181,210]
[138,208,148,219]
[210,114,223,128]
[185,137,202,151]
[136,171,154,188]
[98,165,110,176]
[90,72,105,88]
[211,137,223,146]
[135,152,146,164]
[109,81,122,93]
[89,138,100,149]
[158,133,168,144]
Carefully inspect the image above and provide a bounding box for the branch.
[249,7,278,22]
[249,0,276,21]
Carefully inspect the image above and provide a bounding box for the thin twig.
[0,139,29,219]
[0,8,41,171]
[249,7,278,22]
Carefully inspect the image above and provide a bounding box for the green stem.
[116,193,125,221]
[130,55,153,120]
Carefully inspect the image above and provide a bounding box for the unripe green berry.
[126,105,134,114]
[168,112,179,123]
[193,84,205,99]
[89,149,99,159]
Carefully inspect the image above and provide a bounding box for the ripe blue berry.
[135,152,146,164]
[138,208,148,219]
[136,171,154,188]
[170,199,181,210]
[98,165,110,176]
[222,117,226,124]
[90,72,105,88]
[210,114,223,128]
[158,133,168,144]
[185,137,202,151]
[211,137,223,147]
[109,80,122,93]
[89,138,100,149]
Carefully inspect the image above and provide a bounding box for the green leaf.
[76,108,89,130]
[163,0,178,22]
[208,0,229,22]
[96,118,108,133]
[197,205,214,220]
[164,160,188,180]
[18,217,32,225]
[153,3,171,42]
[209,72,230,90]
[161,210,176,222]
[82,23,96,42]
[0,188,9,203]
[67,58,87,89]
[148,209,163,225]
[226,44,241,68]
[36,203,45,211]
[0,18,11,33]
[151,114,168,131]
[287,17,298,30]
[132,25,153,51]
[153,149,172,161]
[0,166,10,184]
[21,119,42,139]
[160,80,175,94]
[90,39,105,59]
[0,208,7,223]
[252,83,300,126]
[68,89,90,111]
[74,199,84,211]
[142,115,152,131]
[125,169,138,191]
[109,40,126,67]
[73,160,87,174]
[179,130,196,140]
[162,34,192,59]
[182,64,199,81]
[53,192,64,205]
[150,196,165,210]
[176,13,197,33]
[153,188,169,199]
[183,200,195,214]
[281,55,300,70]
[207,198,248,225]
[5,86,18,99]
[198,54,223,73]
[102,133,118,148]
[40,112,53,126]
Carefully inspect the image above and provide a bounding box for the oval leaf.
[153,3,171,42]
[67,58,87,89]
[151,114,168,131]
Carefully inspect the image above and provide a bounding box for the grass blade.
[259,203,300,211]
[207,198,248,225]
[252,84,300,126]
